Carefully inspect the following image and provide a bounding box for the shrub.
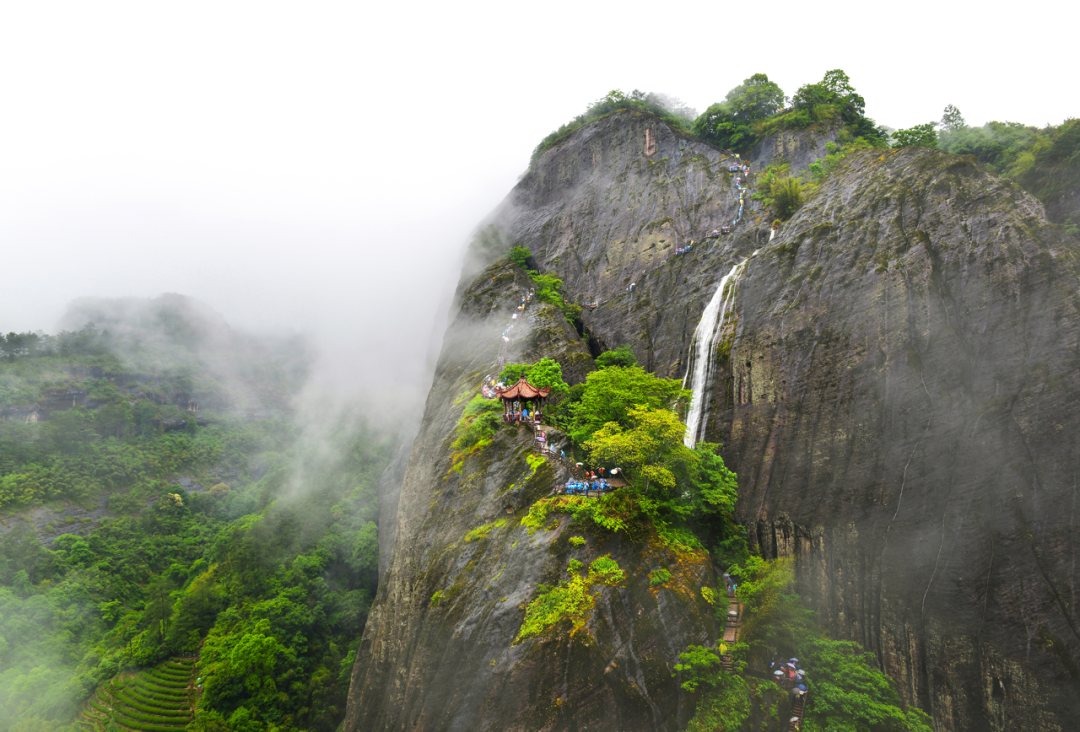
[771,176,805,220]
[516,555,625,641]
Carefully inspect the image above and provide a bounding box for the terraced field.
[77,657,195,731]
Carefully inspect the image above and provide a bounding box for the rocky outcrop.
[712,147,1080,731]
[749,125,841,175]
[352,113,1080,730]
[345,260,717,732]
[1043,186,1080,227]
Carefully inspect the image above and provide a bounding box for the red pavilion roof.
[495,377,551,400]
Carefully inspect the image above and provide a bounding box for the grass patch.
[463,517,507,543]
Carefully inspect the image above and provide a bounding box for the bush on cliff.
[531,89,695,165]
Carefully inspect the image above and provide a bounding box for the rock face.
[716,148,1080,731]
[1043,186,1080,227]
[350,113,1080,730]
[749,126,841,175]
[345,260,716,732]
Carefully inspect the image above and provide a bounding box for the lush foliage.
[692,74,785,151]
[593,346,637,370]
[497,358,569,395]
[0,315,387,732]
[673,644,727,692]
[507,246,532,270]
[769,176,805,220]
[799,639,934,732]
[695,70,887,153]
[892,123,939,148]
[563,365,686,446]
[937,109,1080,209]
[504,247,582,322]
[680,556,930,731]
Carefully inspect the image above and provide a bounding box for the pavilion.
[494,377,550,424]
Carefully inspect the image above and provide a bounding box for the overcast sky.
[1,1,1074,393]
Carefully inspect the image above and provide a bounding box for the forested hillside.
[0,296,391,732]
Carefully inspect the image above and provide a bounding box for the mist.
[2,2,1075,424]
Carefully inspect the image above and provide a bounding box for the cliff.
[350,112,1080,730]
[346,260,716,731]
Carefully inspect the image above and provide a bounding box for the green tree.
[508,246,533,271]
[498,357,569,394]
[940,104,966,134]
[594,346,637,370]
[687,443,738,517]
[692,74,784,151]
[801,637,933,732]
[583,406,691,493]
[892,123,938,148]
[567,365,686,446]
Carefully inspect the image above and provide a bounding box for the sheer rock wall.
[351,113,1080,730]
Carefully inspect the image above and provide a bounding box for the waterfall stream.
[682,253,756,448]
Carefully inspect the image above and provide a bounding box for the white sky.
[0,1,1074,392]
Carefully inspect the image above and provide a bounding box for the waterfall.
[682,253,755,448]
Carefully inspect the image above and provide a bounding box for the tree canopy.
[892,122,939,148]
[566,365,686,446]
[692,73,785,152]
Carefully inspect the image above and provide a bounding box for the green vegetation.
[0,314,389,732]
[755,139,877,222]
[532,89,696,164]
[674,644,727,692]
[692,73,786,151]
[593,345,636,370]
[682,557,931,731]
[768,175,805,220]
[515,555,625,641]
[892,122,939,148]
[568,536,586,547]
[937,109,1080,208]
[648,567,671,587]
[450,395,503,468]
[463,518,507,543]
[505,247,582,322]
[694,70,887,154]
[800,639,934,732]
[518,361,739,560]
[78,656,194,730]
[497,358,568,395]
[563,365,686,446]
